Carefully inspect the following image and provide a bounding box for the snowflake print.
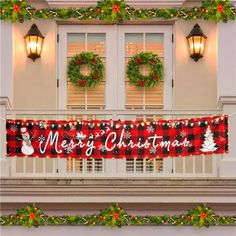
[147,125,155,133]
[149,147,157,154]
[38,135,45,142]
[180,131,187,138]
[98,144,106,152]
[124,131,131,139]
[64,146,74,154]
[188,143,193,147]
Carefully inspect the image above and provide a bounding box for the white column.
[0,22,13,102]
[0,22,13,177]
[217,21,236,177]
[217,21,236,98]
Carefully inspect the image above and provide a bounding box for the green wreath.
[67,52,104,88]
[127,52,164,88]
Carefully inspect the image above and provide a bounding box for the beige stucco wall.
[174,20,217,109]
[13,20,57,109]
[13,20,217,110]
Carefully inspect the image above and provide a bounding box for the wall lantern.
[24,24,44,62]
[186,24,207,62]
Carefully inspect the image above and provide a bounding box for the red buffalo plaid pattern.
[6,115,228,158]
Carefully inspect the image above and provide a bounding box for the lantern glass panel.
[200,37,206,55]
[193,36,202,55]
[26,35,43,55]
[187,37,194,55]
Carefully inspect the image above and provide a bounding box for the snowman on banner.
[20,127,34,155]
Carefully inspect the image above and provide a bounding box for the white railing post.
[217,21,236,177]
[105,159,118,177]
[163,158,172,174]
[57,159,67,174]
[218,97,236,177]
[0,21,13,177]
[0,97,11,177]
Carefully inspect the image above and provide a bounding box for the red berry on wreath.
[112,212,119,219]
[137,80,146,87]
[112,5,121,13]
[217,5,225,12]
[76,58,83,65]
[13,4,21,13]
[94,72,99,80]
[79,80,87,86]
[200,212,207,220]
[134,58,142,65]
[90,58,97,64]
[149,58,157,64]
[29,212,36,219]
[153,72,159,80]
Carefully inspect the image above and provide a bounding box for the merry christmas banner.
[6,116,228,158]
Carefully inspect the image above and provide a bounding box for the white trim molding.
[45,0,187,8]
[0,22,13,105]
[1,178,236,204]
[0,96,12,109]
[218,96,236,110]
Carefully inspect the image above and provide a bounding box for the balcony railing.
[3,109,223,178]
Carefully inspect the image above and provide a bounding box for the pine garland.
[0,0,236,23]
[1,204,236,228]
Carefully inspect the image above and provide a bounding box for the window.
[58,25,173,174]
[58,25,173,110]
[126,158,163,173]
[67,33,106,109]
[67,158,104,173]
[125,33,164,110]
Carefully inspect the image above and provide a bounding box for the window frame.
[117,25,173,110]
[58,24,173,110]
[58,25,117,109]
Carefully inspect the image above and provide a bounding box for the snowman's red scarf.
[6,115,228,158]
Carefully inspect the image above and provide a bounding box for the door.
[58,24,173,175]
[58,25,173,110]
